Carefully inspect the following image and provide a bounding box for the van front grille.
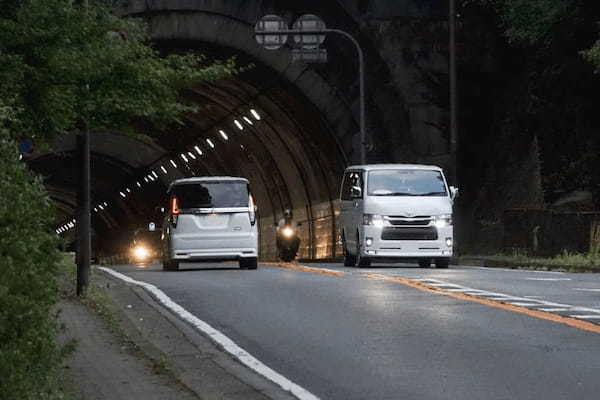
[381,227,438,241]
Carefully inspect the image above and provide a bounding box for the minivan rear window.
[172,182,249,208]
[367,170,447,196]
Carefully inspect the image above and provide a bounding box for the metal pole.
[77,0,91,296]
[449,0,458,184]
[255,28,366,164]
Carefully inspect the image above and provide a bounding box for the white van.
[339,164,458,268]
[161,177,258,270]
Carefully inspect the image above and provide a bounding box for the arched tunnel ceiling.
[36,0,419,259]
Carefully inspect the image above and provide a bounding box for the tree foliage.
[0,0,237,143]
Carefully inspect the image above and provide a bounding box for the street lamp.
[255,14,367,165]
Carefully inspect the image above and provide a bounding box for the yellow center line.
[262,262,345,277]
[266,262,600,334]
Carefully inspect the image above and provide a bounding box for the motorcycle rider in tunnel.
[276,209,301,262]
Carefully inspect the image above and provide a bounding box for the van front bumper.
[361,225,453,259]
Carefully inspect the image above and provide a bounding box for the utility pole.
[77,0,91,296]
[449,0,458,185]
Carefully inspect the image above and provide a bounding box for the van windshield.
[173,182,249,208]
[367,170,447,196]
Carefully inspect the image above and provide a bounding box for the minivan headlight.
[363,214,385,227]
[433,214,452,228]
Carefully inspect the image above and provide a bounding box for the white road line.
[471,267,565,274]
[508,302,545,307]
[98,267,320,400]
[569,315,600,320]
[524,278,571,281]
[573,288,600,292]
[444,288,479,292]
[539,308,572,312]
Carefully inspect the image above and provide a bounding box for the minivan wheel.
[418,259,431,268]
[435,258,450,269]
[342,233,356,267]
[240,258,258,270]
[355,239,371,268]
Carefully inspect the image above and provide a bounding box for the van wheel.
[355,239,371,268]
[240,258,258,270]
[418,259,431,268]
[342,233,356,267]
[162,258,179,271]
[435,258,450,269]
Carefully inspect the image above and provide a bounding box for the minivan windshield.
[367,170,447,196]
[173,182,249,208]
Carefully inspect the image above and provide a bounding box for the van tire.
[162,258,179,271]
[418,259,431,268]
[240,258,258,270]
[435,258,450,269]
[355,238,371,268]
[342,233,356,267]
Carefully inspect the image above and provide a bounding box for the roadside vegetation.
[461,251,600,272]
[0,0,236,398]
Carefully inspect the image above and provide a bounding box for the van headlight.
[363,214,385,227]
[433,214,452,228]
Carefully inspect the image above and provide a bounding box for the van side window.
[341,171,363,200]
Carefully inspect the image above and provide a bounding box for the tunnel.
[30,1,452,260]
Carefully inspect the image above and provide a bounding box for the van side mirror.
[350,186,362,198]
[450,186,459,200]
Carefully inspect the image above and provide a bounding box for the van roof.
[345,163,443,171]
[168,176,249,190]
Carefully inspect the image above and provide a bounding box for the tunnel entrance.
[39,39,352,260]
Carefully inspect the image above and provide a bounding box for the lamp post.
[255,15,367,164]
[449,0,458,185]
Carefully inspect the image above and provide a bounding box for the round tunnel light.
[194,146,203,156]
[120,191,126,198]
[250,109,261,120]
[243,116,253,125]
[126,188,131,193]
[170,159,177,168]
[188,151,196,160]
[94,207,98,212]
[206,138,215,148]
[234,120,244,130]
[103,202,108,207]
[161,166,168,174]
[219,130,228,140]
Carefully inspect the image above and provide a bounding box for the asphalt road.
[109,261,600,400]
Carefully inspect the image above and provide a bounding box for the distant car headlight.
[363,214,385,227]
[281,226,295,238]
[433,214,452,228]
[132,246,150,261]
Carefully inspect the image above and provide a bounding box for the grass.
[460,251,600,272]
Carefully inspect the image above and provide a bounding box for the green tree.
[0,0,237,143]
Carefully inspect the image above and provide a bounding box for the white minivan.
[339,164,458,268]
[161,177,258,271]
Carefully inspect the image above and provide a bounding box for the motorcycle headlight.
[281,227,295,238]
[363,214,385,227]
[433,214,452,228]
[133,246,150,260]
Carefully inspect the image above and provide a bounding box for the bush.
[0,133,64,399]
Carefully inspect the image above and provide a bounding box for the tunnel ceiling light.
[161,166,168,174]
[194,146,203,156]
[103,202,108,207]
[99,205,104,210]
[219,130,229,140]
[250,109,261,120]
[126,188,131,193]
[170,159,177,168]
[181,153,189,163]
[93,207,97,212]
[136,181,142,187]
[234,120,244,130]
[152,171,159,178]
[206,138,215,148]
[187,151,196,160]
[148,174,155,181]
[144,176,149,183]
[243,116,254,125]
[119,191,126,198]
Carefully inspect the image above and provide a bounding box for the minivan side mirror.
[449,186,459,200]
[350,186,362,198]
